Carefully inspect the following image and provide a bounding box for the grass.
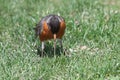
[0,0,120,80]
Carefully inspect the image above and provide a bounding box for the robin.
[34,14,66,56]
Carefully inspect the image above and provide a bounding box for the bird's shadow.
[36,43,64,57]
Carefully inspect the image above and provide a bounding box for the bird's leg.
[41,41,44,56]
[59,39,63,49]
[59,39,65,55]
[53,34,56,56]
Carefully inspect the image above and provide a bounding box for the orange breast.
[56,21,66,38]
[39,21,66,41]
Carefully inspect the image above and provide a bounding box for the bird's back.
[35,15,66,41]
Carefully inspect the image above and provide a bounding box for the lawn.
[0,0,120,80]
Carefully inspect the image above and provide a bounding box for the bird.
[34,14,66,56]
